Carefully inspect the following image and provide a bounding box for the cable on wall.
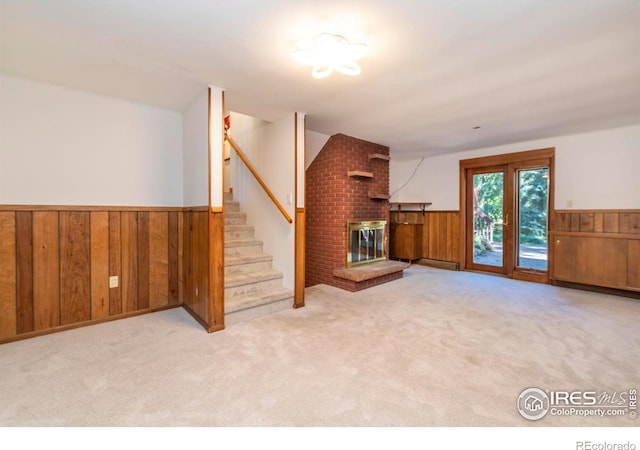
[389,157,425,198]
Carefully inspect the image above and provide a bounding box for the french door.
[462,149,554,283]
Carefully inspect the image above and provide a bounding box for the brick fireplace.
[306,133,405,291]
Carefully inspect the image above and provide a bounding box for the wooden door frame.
[459,148,555,282]
[464,164,510,275]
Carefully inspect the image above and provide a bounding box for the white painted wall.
[0,74,183,206]
[182,91,208,206]
[305,130,330,169]
[208,87,225,208]
[390,124,640,210]
[296,113,306,208]
[230,112,295,289]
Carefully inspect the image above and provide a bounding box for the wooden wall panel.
[90,212,110,320]
[0,212,17,338]
[603,213,619,233]
[620,213,640,234]
[294,208,305,308]
[32,212,60,331]
[628,240,640,289]
[137,212,150,310]
[593,213,604,233]
[149,212,169,308]
[183,211,210,328]
[177,212,184,305]
[109,212,122,315]
[551,209,640,293]
[570,214,581,232]
[554,213,571,232]
[210,211,224,329]
[59,211,91,325]
[390,211,460,264]
[16,211,34,333]
[168,211,180,304]
[196,211,209,322]
[1,206,185,344]
[579,213,594,232]
[121,212,139,313]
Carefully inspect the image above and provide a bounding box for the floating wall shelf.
[389,202,433,214]
[368,153,390,161]
[347,170,373,178]
[369,193,390,200]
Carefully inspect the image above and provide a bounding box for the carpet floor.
[1,266,638,426]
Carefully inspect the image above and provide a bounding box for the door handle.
[496,214,509,227]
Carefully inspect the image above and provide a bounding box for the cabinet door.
[391,224,423,260]
[553,236,627,289]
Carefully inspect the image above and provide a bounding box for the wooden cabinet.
[390,223,423,261]
[553,234,640,292]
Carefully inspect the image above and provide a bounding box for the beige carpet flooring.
[1,266,639,427]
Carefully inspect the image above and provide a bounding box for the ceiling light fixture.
[293,33,368,79]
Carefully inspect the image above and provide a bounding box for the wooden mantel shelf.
[389,202,433,213]
[348,170,373,178]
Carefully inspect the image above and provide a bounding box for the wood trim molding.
[209,211,224,330]
[555,209,640,214]
[294,207,305,308]
[0,205,184,211]
[459,147,555,168]
[0,304,180,345]
[550,230,640,240]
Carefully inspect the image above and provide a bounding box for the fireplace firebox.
[347,221,387,267]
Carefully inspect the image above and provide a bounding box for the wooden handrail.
[225,134,293,224]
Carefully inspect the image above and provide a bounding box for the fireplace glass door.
[347,221,386,267]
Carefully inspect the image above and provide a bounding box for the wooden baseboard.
[0,304,181,345]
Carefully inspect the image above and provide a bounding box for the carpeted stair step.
[225,224,254,240]
[225,253,273,275]
[224,201,240,213]
[224,238,262,257]
[225,211,247,225]
[224,270,285,298]
[225,288,294,326]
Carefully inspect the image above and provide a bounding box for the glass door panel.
[516,168,549,271]
[472,171,504,268]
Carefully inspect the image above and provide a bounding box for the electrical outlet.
[109,276,119,288]
[287,193,293,205]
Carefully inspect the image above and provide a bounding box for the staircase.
[224,192,294,325]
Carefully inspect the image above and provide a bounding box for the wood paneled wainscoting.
[551,210,640,294]
[390,211,461,267]
[0,206,184,343]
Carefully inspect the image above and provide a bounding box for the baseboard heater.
[551,280,640,300]
[415,258,460,271]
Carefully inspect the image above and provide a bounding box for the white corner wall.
[305,130,330,169]
[390,124,640,210]
[0,74,183,206]
[230,112,295,289]
[182,91,209,207]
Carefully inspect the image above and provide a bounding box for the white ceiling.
[1,0,639,157]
